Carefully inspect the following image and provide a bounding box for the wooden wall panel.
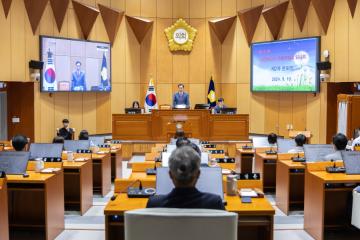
[157,0,172,18]
[111,83,126,113]
[349,0,360,82]
[0,3,11,81]
[221,20,236,83]
[82,93,97,134]
[96,93,111,133]
[222,0,236,16]
[237,83,250,114]
[189,19,206,84]
[190,0,206,18]
[3,0,355,143]
[173,0,189,19]
[10,0,25,81]
[140,0,156,18]
[221,83,237,107]
[156,18,172,83]
[68,94,83,138]
[140,18,156,83]
[334,0,349,82]
[206,0,221,18]
[189,84,206,106]
[125,0,140,16]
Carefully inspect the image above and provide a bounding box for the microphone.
[146,160,158,175]
[127,179,155,198]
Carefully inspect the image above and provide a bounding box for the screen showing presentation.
[40,36,111,92]
[251,37,320,92]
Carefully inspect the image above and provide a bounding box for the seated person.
[52,136,65,144]
[268,133,278,148]
[11,135,28,151]
[213,98,227,114]
[288,134,306,153]
[79,130,89,140]
[176,137,191,148]
[352,128,360,150]
[147,146,225,210]
[58,119,74,140]
[132,101,140,109]
[324,133,348,161]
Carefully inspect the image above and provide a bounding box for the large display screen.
[40,36,111,92]
[251,37,320,92]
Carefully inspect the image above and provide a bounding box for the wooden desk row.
[0,147,122,240]
[105,170,274,240]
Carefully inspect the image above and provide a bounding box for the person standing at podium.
[172,83,190,108]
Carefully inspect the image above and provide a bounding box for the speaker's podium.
[112,109,249,141]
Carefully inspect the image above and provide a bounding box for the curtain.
[337,101,348,135]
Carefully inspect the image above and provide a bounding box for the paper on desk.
[239,189,258,197]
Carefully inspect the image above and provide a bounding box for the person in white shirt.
[324,133,348,161]
[288,134,306,153]
[352,137,360,150]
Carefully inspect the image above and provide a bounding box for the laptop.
[0,151,30,175]
[156,167,224,200]
[64,140,90,152]
[303,144,335,162]
[341,151,360,175]
[277,139,297,153]
[29,143,63,159]
[162,152,209,167]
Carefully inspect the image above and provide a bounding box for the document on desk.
[239,189,258,197]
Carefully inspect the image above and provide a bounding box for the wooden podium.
[112,110,249,141]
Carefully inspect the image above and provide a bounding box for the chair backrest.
[125,208,238,240]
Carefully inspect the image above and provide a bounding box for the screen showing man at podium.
[173,83,190,109]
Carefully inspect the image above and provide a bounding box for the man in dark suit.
[58,119,74,140]
[71,61,86,91]
[147,146,225,210]
[172,83,190,108]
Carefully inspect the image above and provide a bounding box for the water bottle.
[35,158,44,172]
[226,175,238,196]
[67,151,74,162]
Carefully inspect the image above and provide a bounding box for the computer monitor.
[0,151,30,175]
[166,145,176,153]
[156,167,224,200]
[173,104,189,109]
[29,143,63,159]
[277,139,297,153]
[194,104,210,110]
[252,137,270,148]
[219,108,237,115]
[89,136,105,146]
[341,151,360,175]
[125,108,142,114]
[64,140,90,152]
[303,144,335,162]
[162,152,209,167]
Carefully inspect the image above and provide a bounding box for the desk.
[63,160,93,215]
[276,160,305,215]
[92,153,111,196]
[7,172,64,240]
[111,148,123,180]
[304,171,360,240]
[112,110,249,141]
[104,193,274,240]
[235,148,254,173]
[254,153,277,192]
[114,172,263,193]
[0,178,9,240]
